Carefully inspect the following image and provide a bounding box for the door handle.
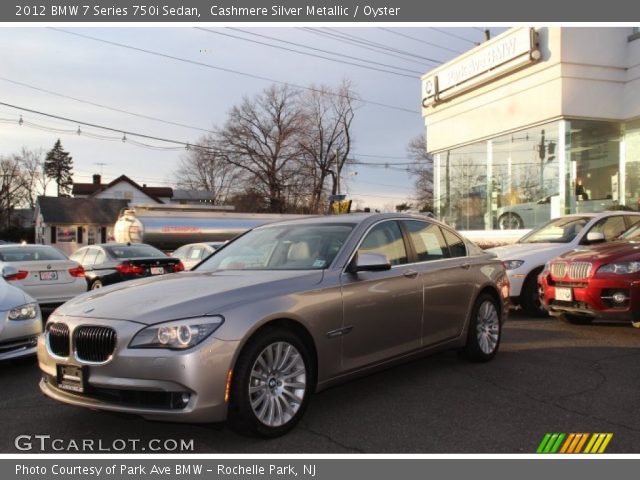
[459,263,471,270]
[403,269,418,278]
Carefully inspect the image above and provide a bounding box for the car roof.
[0,244,56,249]
[254,212,440,228]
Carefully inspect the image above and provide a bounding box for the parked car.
[540,222,640,327]
[171,242,225,270]
[1,270,42,361]
[0,244,87,307]
[69,243,184,290]
[38,214,508,437]
[488,211,640,316]
[496,196,620,230]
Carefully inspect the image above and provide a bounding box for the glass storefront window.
[492,124,560,229]
[433,119,629,231]
[624,119,640,210]
[566,120,621,214]
[435,143,487,230]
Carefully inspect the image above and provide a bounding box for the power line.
[299,28,430,67]
[195,27,418,79]
[321,28,445,65]
[220,27,423,75]
[0,76,216,134]
[431,27,479,45]
[378,28,464,54]
[49,28,418,115]
[0,107,427,170]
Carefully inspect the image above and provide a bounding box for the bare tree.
[299,80,357,213]
[13,147,49,208]
[0,156,29,227]
[175,134,245,205]
[406,134,434,211]
[218,85,307,213]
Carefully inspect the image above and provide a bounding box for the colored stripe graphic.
[537,433,613,454]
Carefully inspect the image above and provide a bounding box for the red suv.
[539,223,640,327]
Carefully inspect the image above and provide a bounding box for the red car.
[539,224,640,327]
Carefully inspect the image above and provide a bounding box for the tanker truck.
[113,204,308,251]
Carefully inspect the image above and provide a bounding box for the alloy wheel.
[476,300,500,354]
[248,341,307,427]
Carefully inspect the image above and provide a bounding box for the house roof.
[37,196,130,225]
[71,175,173,203]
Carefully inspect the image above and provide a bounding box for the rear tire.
[228,328,314,438]
[521,273,548,318]
[463,293,502,362]
[90,279,103,290]
[562,314,593,325]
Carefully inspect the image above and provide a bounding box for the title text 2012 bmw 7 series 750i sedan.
[38,214,509,437]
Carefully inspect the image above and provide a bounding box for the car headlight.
[8,303,39,321]
[597,262,640,275]
[129,315,224,350]
[503,260,525,270]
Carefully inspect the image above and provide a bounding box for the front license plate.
[56,364,86,393]
[39,271,58,281]
[555,287,573,302]
[149,267,164,275]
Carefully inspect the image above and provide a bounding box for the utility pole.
[335,148,341,196]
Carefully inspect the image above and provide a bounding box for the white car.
[487,211,640,316]
[0,270,42,361]
[0,244,87,307]
[171,241,225,270]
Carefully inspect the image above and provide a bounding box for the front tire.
[228,328,314,438]
[498,212,524,230]
[463,293,502,362]
[521,273,548,318]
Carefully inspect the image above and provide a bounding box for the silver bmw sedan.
[38,213,509,437]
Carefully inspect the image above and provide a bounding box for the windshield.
[105,244,166,259]
[620,224,640,241]
[196,223,354,271]
[519,217,590,244]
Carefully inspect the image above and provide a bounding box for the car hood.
[558,241,640,263]
[55,270,324,324]
[0,280,32,311]
[487,242,575,261]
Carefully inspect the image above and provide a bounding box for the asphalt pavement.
[2,311,639,453]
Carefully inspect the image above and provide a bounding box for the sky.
[0,26,506,210]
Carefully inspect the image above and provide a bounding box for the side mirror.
[350,252,392,273]
[2,265,20,279]
[585,232,606,244]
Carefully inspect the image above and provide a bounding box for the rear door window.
[402,220,449,262]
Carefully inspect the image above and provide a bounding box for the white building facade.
[422,27,640,231]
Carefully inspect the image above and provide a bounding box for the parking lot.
[1,310,639,453]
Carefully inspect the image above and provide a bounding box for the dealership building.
[421,27,640,231]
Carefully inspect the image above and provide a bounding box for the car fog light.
[612,292,627,304]
[181,393,191,405]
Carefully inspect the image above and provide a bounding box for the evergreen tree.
[44,139,74,196]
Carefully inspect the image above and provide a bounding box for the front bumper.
[37,315,239,423]
[540,273,640,324]
[0,309,42,361]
